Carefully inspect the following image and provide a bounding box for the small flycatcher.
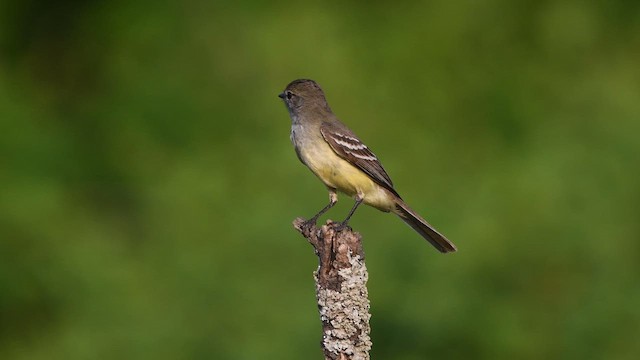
[279,79,456,253]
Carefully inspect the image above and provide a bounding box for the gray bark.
[293,218,372,360]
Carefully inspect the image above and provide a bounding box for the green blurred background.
[1,0,639,359]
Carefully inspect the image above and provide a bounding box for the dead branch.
[293,218,372,360]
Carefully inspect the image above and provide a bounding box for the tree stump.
[293,218,372,360]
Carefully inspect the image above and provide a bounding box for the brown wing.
[320,121,401,198]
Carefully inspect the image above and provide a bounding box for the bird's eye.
[286,91,293,99]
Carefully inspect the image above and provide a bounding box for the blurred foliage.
[1,0,639,359]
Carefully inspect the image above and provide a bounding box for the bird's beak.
[278,92,285,99]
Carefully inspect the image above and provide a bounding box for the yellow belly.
[300,141,395,212]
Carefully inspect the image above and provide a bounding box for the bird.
[278,79,456,253]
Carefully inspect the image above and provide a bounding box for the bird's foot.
[301,217,319,232]
[333,221,352,232]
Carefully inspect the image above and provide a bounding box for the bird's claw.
[301,218,319,231]
[333,221,351,232]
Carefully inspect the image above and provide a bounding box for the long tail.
[394,199,457,253]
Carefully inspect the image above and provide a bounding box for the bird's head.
[278,79,330,115]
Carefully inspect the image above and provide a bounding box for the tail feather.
[394,200,457,253]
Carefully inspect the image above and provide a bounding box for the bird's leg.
[304,188,338,227]
[336,193,364,231]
